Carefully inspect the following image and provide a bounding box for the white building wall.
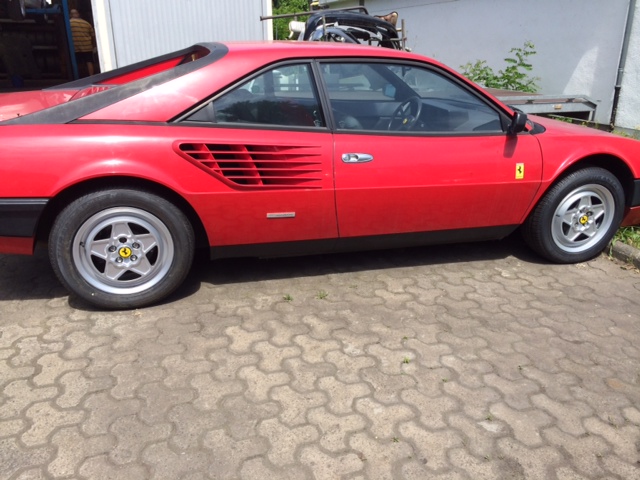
[328,0,631,126]
[91,0,272,71]
[616,1,640,133]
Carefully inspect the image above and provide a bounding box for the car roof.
[222,40,424,61]
[1,41,468,125]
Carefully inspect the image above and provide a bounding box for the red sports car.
[2,41,640,309]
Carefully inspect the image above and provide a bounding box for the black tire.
[49,189,195,309]
[7,0,26,21]
[522,167,624,263]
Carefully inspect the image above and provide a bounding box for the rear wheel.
[523,167,624,263]
[49,189,195,309]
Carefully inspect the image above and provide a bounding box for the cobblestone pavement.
[1,237,640,479]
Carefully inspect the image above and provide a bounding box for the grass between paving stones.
[614,226,640,249]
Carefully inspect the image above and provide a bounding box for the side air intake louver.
[176,143,324,189]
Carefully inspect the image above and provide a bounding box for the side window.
[320,62,503,134]
[208,63,325,128]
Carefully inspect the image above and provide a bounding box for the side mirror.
[508,110,528,135]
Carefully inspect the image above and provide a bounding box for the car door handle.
[341,153,374,163]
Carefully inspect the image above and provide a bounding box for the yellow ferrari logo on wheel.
[119,246,132,258]
[579,215,589,225]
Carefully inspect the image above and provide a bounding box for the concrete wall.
[327,0,633,126]
[91,0,272,71]
[616,1,640,133]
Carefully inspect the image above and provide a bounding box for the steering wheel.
[388,96,423,131]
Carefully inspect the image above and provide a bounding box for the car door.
[318,60,543,239]
[176,62,338,248]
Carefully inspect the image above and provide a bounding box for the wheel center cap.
[579,215,589,225]
[118,246,132,258]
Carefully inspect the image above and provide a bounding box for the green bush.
[272,0,309,40]
[461,41,540,93]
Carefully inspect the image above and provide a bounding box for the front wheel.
[522,167,625,263]
[49,189,195,309]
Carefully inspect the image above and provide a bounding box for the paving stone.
[141,441,211,480]
[225,325,269,354]
[209,348,259,381]
[299,446,363,479]
[12,468,48,480]
[398,420,461,472]
[323,350,375,384]
[9,336,63,367]
[219,395,280,441]
[79,453,149,479]
[360,367,416,404]
[447,412,503,458]
[282,358,336,392]
[258,417,319,466]
[0,359,35,387]
[0,438,52,479]
[47,426,114,477]
[237,366,288,403]
[42,316,86,343]
[482,373,540,410]
[138,382,195,424]
[109,360,165,399]
[161,354,212,389]
[355,398,414,439]
[318,376,371,415]
[442,381,501,420]
[583,416,640,464]
[0,418,25,437]
[489,402,552,447]
[109,414,171,464]
[85,345,138,379]
[530,394,593,437]
[2,245,640,479]
[239,456,309,480]
[81,392,140,436]
[56,371,113,409]
[271,385,327,427]
[0,380,58,420]
[62,330,111,359]
[448,447,505,479]
[32,352,88,386]
[253,340,301,372]
[496,438,564,480]
[440,354,493,389]
[401,388,458,429]
[264,318,309,347]
[348,431,413,479]
[203,429,269,477]
[21,401,85,447]
[307,406,366,452]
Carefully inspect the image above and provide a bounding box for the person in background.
[69,8,95,77]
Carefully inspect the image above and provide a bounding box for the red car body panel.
[333,133,543,237]
[1,40,639,261]
[533,116,640,181]
[0,236,34,255]
[2,123,337,247]
[0,90,77,121]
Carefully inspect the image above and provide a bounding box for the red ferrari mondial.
[1,42,640,309]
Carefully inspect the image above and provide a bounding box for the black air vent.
[177,143,324,189]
